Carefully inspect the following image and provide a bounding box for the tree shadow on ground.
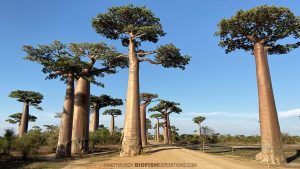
[287,150,300,163]
[149,147,182,154]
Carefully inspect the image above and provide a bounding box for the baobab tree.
[146,118,152,141]
[150,113,163,142]
[149,100,182,144]
[92,4,190,156]
[6,113,37,134]
[90,94,123,132]
[24,41,127,156]
[139,93,158,146]
[9,90,43,137]
[215,5,300,164]
[103,109,122,135]
[193,116,206,136]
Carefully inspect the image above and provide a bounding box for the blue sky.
[1,0,300,136]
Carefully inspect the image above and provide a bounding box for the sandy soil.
[62,145,291,169]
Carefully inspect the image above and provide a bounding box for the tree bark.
[163,115,169,144]
[156,118,160,142]
[89,104,99,132]
[199,123,202,136]
[140,104,147,147]
[71,77,90,155]
[120,36,142,157]
[19,102,29,137]
[110,115,115,135]
[56,75,74,158]
[253,42,285,164]
[167,115,172,144]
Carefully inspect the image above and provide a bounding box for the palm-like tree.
[193,116,206,136]
[6,113,37,134]
[9,90,43,137]
[150,113,163,142]
[103,109,122,135]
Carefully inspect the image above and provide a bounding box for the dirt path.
[63,145,287,169]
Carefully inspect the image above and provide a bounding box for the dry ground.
[62,144,297,169]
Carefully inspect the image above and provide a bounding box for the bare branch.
[138,57,161,64]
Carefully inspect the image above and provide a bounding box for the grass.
[0,145,120,169]
[187,144,300,164]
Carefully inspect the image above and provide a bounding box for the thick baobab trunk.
[156,118,160,142]
[19,102,29,137]
[72,77,90,155]
[167,115,172,144]
[140,104,147,147]
[120,36,142,156]
[253,42,285,164]
[56,75,74,158]
[163,115,169,144]
[110,115,115,135]
[90,104,99,132]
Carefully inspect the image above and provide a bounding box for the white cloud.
[278,108,300,118]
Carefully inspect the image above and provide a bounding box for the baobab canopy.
[215,5,300,54]
[90,94,123,108]
[9,90,43,110]
[92,4,165,44]
[92,4,191,69]
[23,41,128,86]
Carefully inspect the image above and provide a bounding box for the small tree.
[1,129,16,154]
[6,113,37,134]
[92,4,190,156]
[149,100,182,144]
[90,94,123,132]
[146,118,152,141]
[215,5,300,164]
[9,90,43,137]
[150,113,163,142]
[140,93,158,146]
[193,116,206,136]
[103,109,122,135]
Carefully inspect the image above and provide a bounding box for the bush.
[15,127,46,160]
[0,128,16,154]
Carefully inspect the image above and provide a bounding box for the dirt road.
[63,145,286,169]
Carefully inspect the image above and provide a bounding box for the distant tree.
[6,113,37,133]
[139,93,158,146]
[9,90,43,138]
[103,109,122,135]
[92,4,190,156]
[215,5,300,164]
[1,128,15,154]
[146,118,152,141]
[170,126,179,142]
[149,100,182,144]
[150,113,163,142]
[193,116,206,136]
[24,41,127,156]
[90,94,123,132]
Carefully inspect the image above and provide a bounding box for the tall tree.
[150,113,163,142]
[24,41,127,156]
[215,5,300,164]
[9,90,43,138]
[149,100,182,144]
[145,118,152,141]
[103,109,122,135]
[92,4,190,156]
[193,116,206,136]
[6,113,37,134]
[139,93,158,146]
[90,94,123,132]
